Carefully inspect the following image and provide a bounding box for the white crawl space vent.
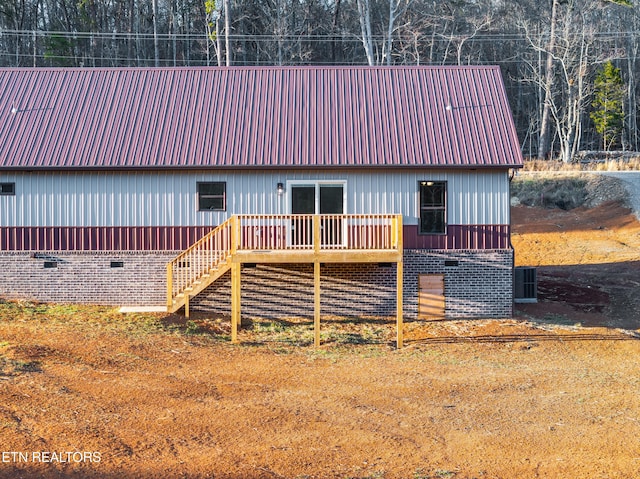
[514,266,537,303]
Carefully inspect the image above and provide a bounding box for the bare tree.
[381,0,411,65]
[356,0,374,65]
[205,0,223,65]
[436,13,491,65]
[224,0,231,65]
[520,0,627,162]
[537,0,560,160]
[152,0,160,65]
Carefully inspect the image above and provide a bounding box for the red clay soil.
[512,200,640,330]
[0,201,639,479]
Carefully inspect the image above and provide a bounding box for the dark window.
[419,181,447,234]
[319,185,343,214]
[198,182,226,211]
[0,182,15,195]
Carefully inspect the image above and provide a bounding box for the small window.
[0,182,15,195]
[419,181,447,234]
[198,182,226,211]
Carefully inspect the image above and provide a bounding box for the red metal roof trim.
[0,66,524,170]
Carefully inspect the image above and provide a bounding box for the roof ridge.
[0,65,501,73]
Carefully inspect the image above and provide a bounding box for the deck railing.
[236,214,401,251]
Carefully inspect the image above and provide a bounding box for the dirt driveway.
[1,197,639,479]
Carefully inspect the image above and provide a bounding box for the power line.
[3,27,640,42]
[3,27,640,68]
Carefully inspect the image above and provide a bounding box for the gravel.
[590,171,640,219]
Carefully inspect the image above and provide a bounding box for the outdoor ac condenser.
[514,266,537,303]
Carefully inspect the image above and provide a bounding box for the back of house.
[0,66,523,319]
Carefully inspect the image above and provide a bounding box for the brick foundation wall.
[0,251,177,306]
[403,249,514,319]
[193,250,514,319]
[0,249,513,318]
[192,263,398,319]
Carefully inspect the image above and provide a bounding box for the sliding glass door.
[290,182,345,247]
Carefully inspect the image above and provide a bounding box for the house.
[0,66,523,345]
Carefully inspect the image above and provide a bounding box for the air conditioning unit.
[514,266,537,303]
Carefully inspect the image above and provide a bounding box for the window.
[419,181,446,234]
[0,182,15,195]
[197,182,226,211]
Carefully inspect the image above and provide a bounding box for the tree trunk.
[356,0,375,65]
[224,0,231,66]
[152,0,160,66]
[128,0,135,66]
[384,0,398,65]
[626,35,638,150]
[538,0,559,160]
[171,0,177,66]
[217,15,223,66]
[331,0,341,63]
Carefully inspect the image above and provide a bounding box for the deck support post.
[396,214,404,349]
[314,261,321,347]
[185,294,190,318]
[231,262,241,344]
[396,260,403,349]
[313,215,322,347]
[166,262,173,311]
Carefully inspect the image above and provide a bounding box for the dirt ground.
[1,201,640,479]
[512,200,640,330]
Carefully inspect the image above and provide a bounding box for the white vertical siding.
[0,169,510,227]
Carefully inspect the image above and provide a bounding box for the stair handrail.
[167,217,236,309]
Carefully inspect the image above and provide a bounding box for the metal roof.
[0,66,523,170]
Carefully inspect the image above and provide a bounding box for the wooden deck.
[167,214,404,347]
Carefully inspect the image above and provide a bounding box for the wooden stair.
[167,217,235,313]
[168,260,231,313]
